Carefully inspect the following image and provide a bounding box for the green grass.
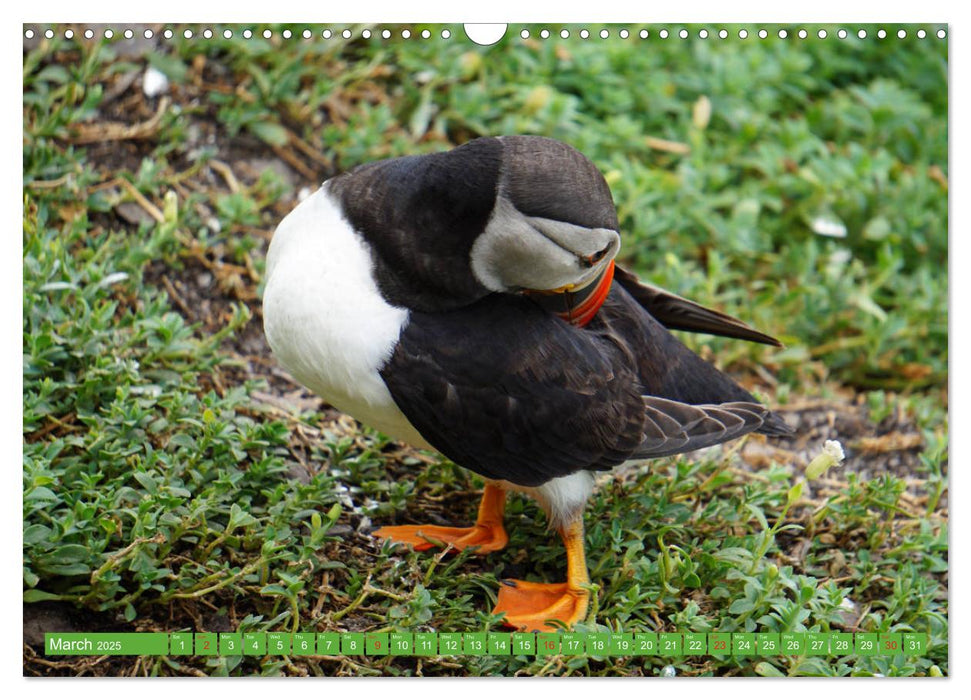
[23,24,947,676]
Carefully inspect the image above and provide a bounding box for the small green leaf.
[24,588,64,602]
[25,486,58,502]
[755,661,785,677]
[863,216,892,241]
[260,584,290,597]
[787,481,804,504]
[145,53,188,83]
[23,523,53,545]
[729,598,756,614]
[248,121,289,147]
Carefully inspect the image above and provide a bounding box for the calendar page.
[22,19,948,678]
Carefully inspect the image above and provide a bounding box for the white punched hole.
[464,24,507,46]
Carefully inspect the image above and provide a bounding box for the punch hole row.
[520,27,942,40]
[23,26,453,41]
[23,26,947,42]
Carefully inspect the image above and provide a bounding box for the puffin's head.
[469,136,621,324]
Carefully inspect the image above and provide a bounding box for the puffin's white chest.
[262,185,432,449]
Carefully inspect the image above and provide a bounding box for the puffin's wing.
[613,265,783,347]
[635,397,776,458]
[380,294,784,487]
[380,294,649,487]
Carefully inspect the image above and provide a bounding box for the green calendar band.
[40,630,933,658]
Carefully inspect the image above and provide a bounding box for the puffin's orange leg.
[493,516,590,632]
[373,484,508,554]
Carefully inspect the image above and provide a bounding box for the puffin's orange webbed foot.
[372,522,508,553]
[493,579,590,632]
[493,515,591,632]
[372,484,508,554]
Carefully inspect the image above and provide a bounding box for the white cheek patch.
[470,196,620,292]
[471,197,578,291]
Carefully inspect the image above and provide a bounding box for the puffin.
[262,135,792,632]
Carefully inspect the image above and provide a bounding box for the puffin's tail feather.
[614,265,783,347]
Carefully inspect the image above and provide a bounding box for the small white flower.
[824,440,845,462]
[142,66,170,98]
[810,216,847,238]
[806,439,845,479]
[661,665,677,677]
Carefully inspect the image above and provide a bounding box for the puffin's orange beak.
[525,260,615,327]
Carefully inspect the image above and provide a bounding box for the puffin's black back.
[328,138,503,311]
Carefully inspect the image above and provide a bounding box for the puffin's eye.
[582,244,612,267]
